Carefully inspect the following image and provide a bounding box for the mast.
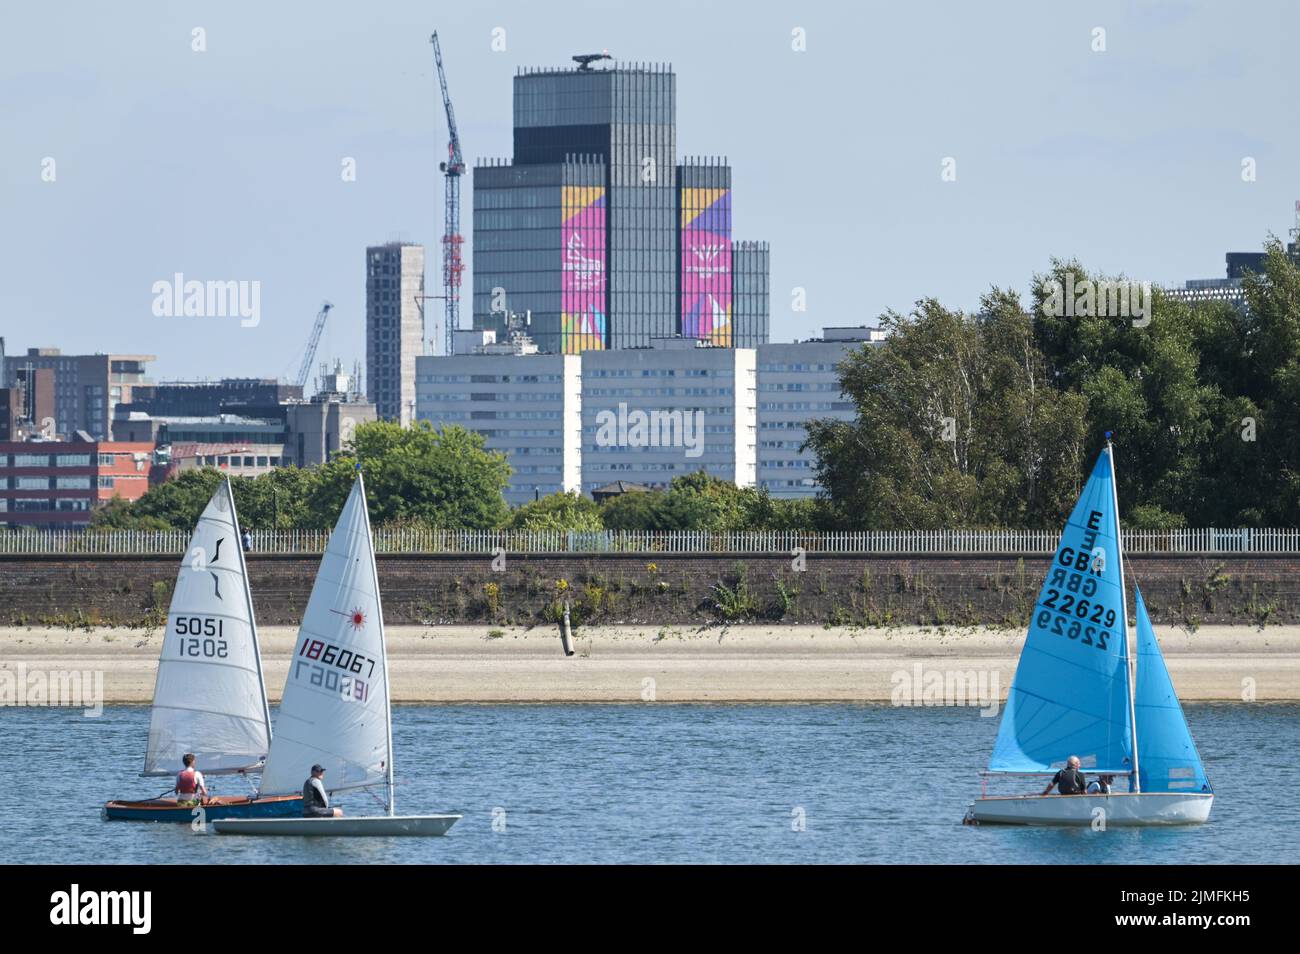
[1106,436,1140,793]
[356,467,396,816]
[228,477,274,760]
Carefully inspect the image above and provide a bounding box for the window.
[13,454,49,467]
[15,476,49,490]
[55,454,91,467]
[97,476,115,489]
[55,477,91,489]
[98,454,115,466]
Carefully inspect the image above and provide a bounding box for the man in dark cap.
[303,764,343,818]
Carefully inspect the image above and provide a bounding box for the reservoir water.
[2,703,1295,864]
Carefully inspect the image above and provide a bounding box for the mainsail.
[258,474,393,805]
[1133,588,1211,793]
[989,447,1134,776]
[143,479,272,776]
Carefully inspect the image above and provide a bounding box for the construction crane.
[295,301,333,390]
[431,31,464,357]
[573,51,611,71]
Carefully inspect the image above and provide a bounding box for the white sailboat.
[966,441,1213,826]
[105,478,302,821]
[213,471,460,836]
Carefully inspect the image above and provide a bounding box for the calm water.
[1,703,1295,864]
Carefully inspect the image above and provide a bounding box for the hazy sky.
[3,1,1298,384]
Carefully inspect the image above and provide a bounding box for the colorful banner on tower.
[680,188,733,346]
[561,185,607,354]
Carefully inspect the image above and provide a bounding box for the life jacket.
[1058,768,1085,794]
[177,767,200,795]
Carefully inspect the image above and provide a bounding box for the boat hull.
[967,792,1212,826]
[211,814,461,837]
[103,794,303,823]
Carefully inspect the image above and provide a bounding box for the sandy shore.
[2,624,1299,703]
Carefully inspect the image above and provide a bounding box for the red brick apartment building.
[0,440,155,528]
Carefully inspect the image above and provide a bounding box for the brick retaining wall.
[0,552,1293,629]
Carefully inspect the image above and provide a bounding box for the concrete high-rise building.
[581,339,756,493]
[366,242,426,425]
[416,329,582,506]
[1,348,153,441]
[756,327,883,499]
[473,61,768,355]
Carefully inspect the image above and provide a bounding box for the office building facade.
[1,348,153,441]
[366,242,426,425]
[581,339,756,493]
[0,439,155,527]
[473,62,768,355]
[416,335,582,506]
[756,327,883,499]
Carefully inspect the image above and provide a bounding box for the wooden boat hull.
[102,794,303,823]
[967,792,1213,826]
[211,814,461,837]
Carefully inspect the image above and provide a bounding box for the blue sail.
[989,447,1134,775]
[1134,588,1212,793]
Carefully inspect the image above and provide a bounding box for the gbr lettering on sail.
[1035,509,1120,654]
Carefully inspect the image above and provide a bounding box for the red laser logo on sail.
[330,606,367,631]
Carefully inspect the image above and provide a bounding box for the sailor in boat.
[303,765,343,819]
[1040,755,1087,796]
[174,753,209,808]
[1086,774,1115,795]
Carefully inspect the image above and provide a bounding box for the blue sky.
[2,0,1297,382]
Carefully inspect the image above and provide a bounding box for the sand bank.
[2,624,1298,703]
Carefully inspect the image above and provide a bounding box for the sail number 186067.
[293,638,374,703]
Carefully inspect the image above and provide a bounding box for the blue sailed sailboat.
[967,442,1213,825]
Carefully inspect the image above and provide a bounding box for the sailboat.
[103,479,303,821]
[966,441,1213,826]
[212,471,460,836]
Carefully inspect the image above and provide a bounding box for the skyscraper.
[365,242,425,425]
[472,61,768,354]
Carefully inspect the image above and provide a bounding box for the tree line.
[93,239,1300,532]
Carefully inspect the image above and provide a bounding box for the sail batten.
[988,447,1134,776]
[143,480,272,776]
[259,476,392,798]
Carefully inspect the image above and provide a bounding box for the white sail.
[259,474,393,803]
[143,479,272,776]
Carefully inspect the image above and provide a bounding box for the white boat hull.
[968,792,1212,826]
[211,814,461,837]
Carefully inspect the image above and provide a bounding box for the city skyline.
[4,1,1300,383]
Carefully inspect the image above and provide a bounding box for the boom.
[295,302,333,390]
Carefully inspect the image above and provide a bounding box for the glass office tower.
[472,62,768,354]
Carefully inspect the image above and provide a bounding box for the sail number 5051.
[174,616,228,658]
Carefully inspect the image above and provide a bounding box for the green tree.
[806,292,1088,529]
[508,491,604,532]
[318,421,511,529]
[90,468,225,530]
